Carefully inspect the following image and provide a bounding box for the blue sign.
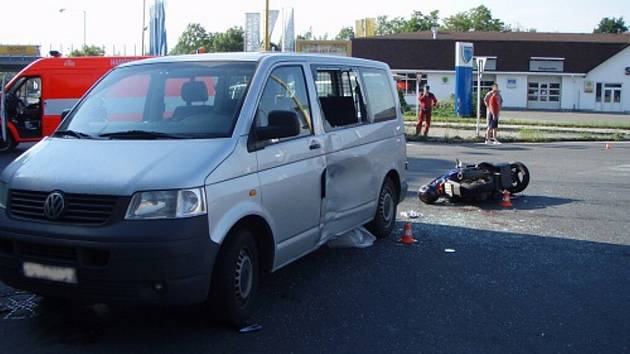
[455,42,474,117]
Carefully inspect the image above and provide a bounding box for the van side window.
[360,69,397,122]
[314,68,366,129]
[256,66,312,138]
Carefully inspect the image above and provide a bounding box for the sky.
[0,0,628,55]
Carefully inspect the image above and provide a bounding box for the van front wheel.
[366,178,398,239]
[208,228,260,328]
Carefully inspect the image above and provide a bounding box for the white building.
[353,32,630,113]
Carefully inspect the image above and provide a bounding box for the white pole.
[476,69,481,136]
[415,73,420,118]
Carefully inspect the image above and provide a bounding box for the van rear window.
[360,69,397,122]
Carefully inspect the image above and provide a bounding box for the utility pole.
[263,0,270,51]
[141,0,147,55]
[82,10,87,48]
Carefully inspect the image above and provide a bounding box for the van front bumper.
[0,212,218,306]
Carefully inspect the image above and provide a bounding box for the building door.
[601,83,623,112]
[527,78,561,110]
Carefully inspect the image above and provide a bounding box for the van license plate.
[23,262,77,284]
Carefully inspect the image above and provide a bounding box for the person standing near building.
[484,83,503,144]
[416,85,438,136]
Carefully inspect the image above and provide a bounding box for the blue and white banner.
[455,42,474,117]
[149,0,168,56]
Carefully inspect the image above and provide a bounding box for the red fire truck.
[1,56,146,152]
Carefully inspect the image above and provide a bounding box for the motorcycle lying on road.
[418,160,530,204]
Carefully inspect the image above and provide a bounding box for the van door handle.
[309,141,321,150]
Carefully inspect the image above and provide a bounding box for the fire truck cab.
[1,56,146,152]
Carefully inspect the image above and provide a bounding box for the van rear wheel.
[366,178,398,239]
[208,228,260,328]
[0,133,17,153]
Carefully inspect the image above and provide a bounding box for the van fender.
[208,198,277,247]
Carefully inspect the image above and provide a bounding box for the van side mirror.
[256,110,301,141]
[60,109,70,119]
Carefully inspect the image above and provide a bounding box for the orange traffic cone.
[605,143,612,150]
[399,223,418,244]
[500,190,513,208]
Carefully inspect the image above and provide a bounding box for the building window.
[393,72,427,95]
[529,57,564,72]
[528,81,561,102]
[473,77,496,96]
[595,83,602,102]
[473,57,497,71]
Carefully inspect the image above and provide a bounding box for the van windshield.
[59,61,256,139]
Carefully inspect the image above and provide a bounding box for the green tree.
[376,15,407,35]
[212,26,244,52]
[405,10,440,32]
[442,5,507,32]
[297,27,314,40]
[375,11,440,35]
[336,26,355,40]
[170,23,213,55]
[69,45,105,57]
[594,17,628,34]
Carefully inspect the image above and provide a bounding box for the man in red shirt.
[416,86,438,136]
[484,83,503,144]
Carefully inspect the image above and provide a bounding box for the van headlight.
[125,188,207,220]
[0,182,7,209]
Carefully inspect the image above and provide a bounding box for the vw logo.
[43,192,66,220]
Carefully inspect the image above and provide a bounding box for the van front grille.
[9,190,118,225]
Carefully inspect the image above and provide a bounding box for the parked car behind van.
[0,53,408,326]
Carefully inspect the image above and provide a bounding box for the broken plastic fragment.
[400,210,420,219]
[444,249,456,253]
[239,323,263,333]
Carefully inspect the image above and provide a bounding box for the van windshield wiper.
[98,130,184,140]
[53,130,97,139]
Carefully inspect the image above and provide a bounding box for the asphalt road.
[1,141,629,353]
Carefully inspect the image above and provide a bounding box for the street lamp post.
[59,8,87,48]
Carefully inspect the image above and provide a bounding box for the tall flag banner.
[281,8,295,52]
[149,0,168,56]
[245,13,261,52]
[455,42,474,117]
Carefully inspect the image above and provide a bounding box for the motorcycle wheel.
[418,185,440,204]
[508,162,530,194]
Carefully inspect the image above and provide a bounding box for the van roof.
[120,52,389,69]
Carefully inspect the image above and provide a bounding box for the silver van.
[0,53,407,325]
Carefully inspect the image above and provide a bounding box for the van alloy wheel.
[380,191,395,228]
[366,178,398,239]
[235,248,254,306]
[208,228,260,327]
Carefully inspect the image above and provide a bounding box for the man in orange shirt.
[484,83,503,144]
[416,86,438,136]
